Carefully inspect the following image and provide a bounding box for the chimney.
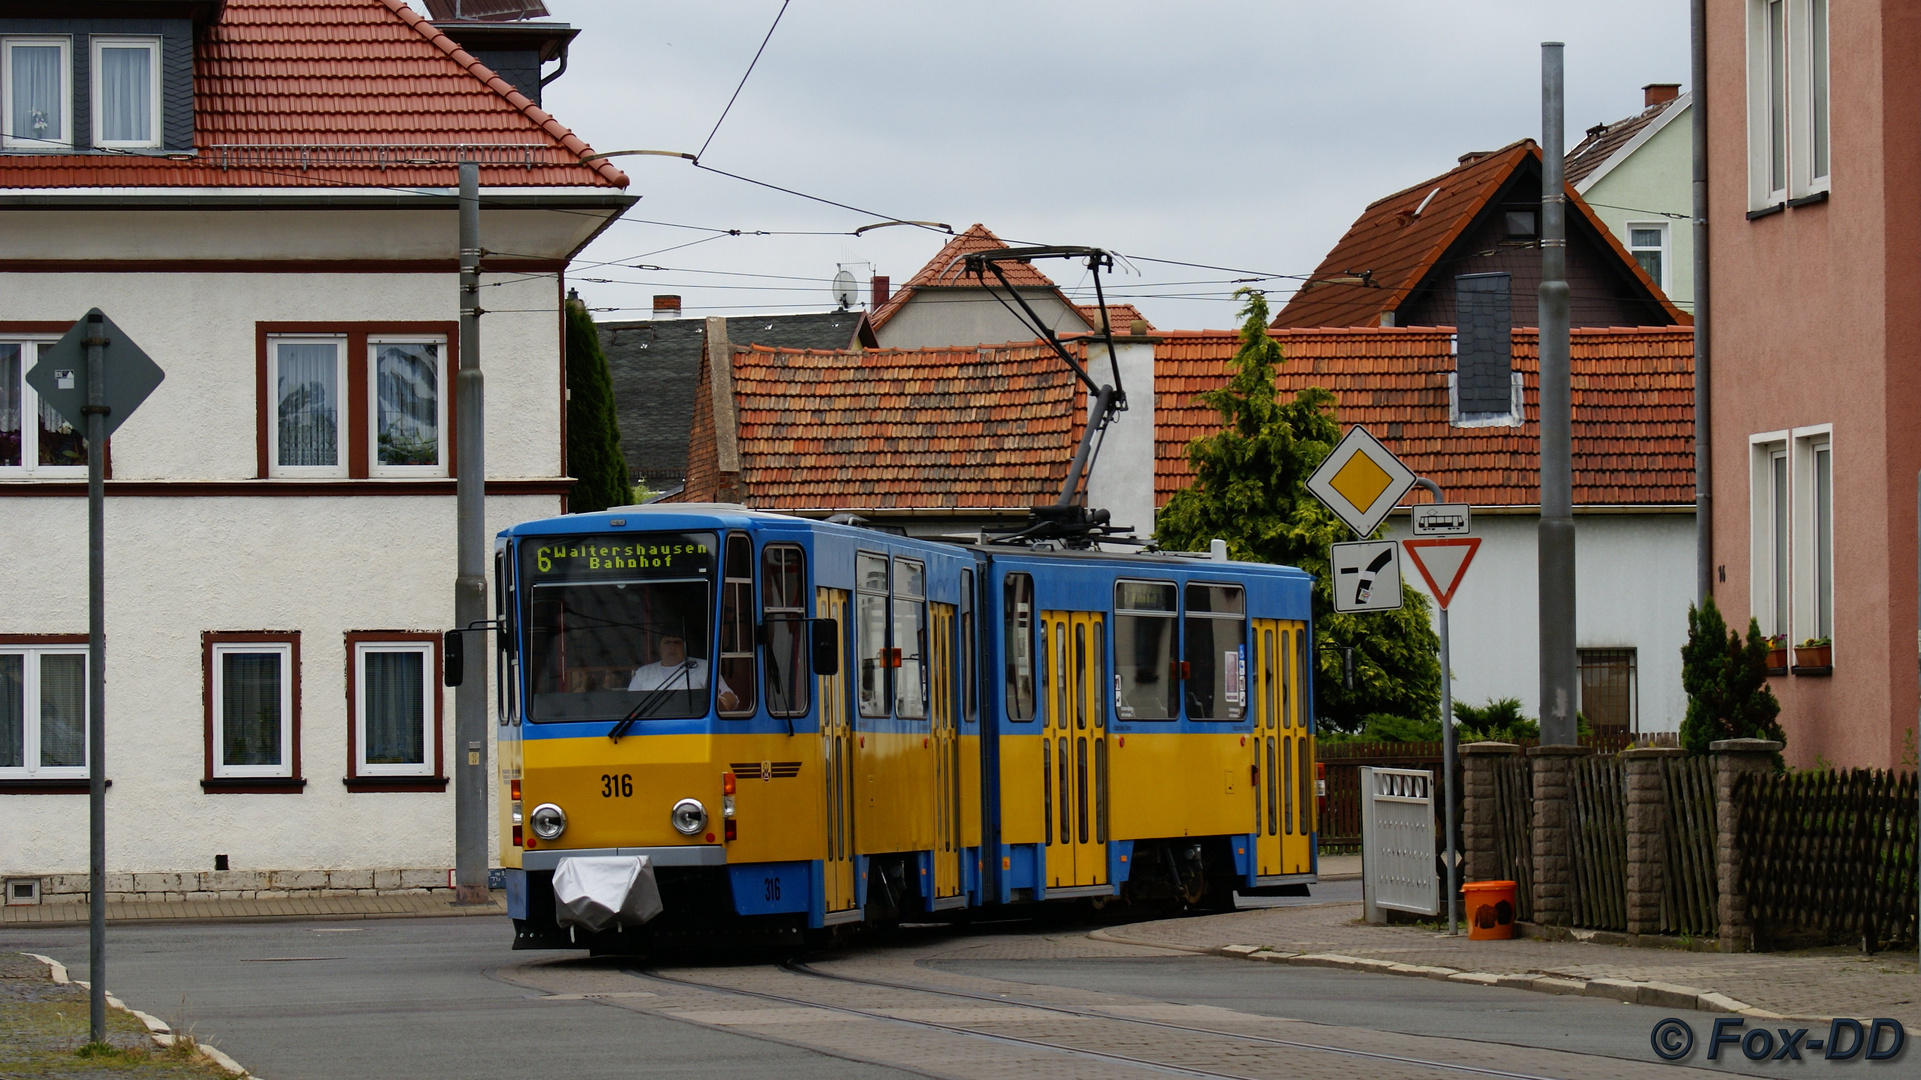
[1458,150,1494,166]
[1643,82,1681,108]
[652,294,681,320]
[870,275,890,309]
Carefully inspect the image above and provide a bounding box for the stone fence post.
[1621,746,1684,938]
[1461,742,1519,883]
[1529,744,1591,927]
[1712,738,1782,952]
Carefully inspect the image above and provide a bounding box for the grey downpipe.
[1692,0,1712,601]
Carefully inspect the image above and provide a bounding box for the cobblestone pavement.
[497,928,1764,1080]
[1096,901,1920,1025]
[0,892,506,927]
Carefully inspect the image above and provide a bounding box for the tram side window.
[761,543,809,718]
[1003,573,1035,721]
[1185,584,1247,720]
[856,554,890,718]
[1113,580,1175,720]
[894,558,927,720]
[960,569,977,724]
[717,534,757,717]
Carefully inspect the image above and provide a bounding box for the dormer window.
[3,36,71,149]
[92,38,160,148]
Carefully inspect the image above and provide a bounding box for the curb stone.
[17,952,260,1078]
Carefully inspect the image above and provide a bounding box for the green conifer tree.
[564,299,630,513]
[1679,595,1785,758]
[1155,290,1441,733]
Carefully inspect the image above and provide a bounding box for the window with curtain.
[1,344,20,469]
[211,641,294,778]
[354,642,433,777]
[0,647,88,779]
[0,339,87,477]
[4,38,69,148]
[273,339,344,474]
[1628,225,1666,289]
[94,39,157,147]
[372,340,442,472]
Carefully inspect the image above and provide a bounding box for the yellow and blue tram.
[493,503,1319,947]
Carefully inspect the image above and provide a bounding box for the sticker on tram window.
[525,533,717,579]
[1114,674,1134,719]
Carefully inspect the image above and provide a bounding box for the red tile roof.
[0,0,625,190]
[869,224,1088,331]
[1565,95,1685,187]
[1157,326,1695,508]
[1074,304,1154,333]
[683,341,1086,509]
[1270,141,1682,329]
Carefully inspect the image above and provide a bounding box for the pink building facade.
[1708,0,1921,768]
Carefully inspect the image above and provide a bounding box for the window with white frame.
[3,36,70,149]
[91,37,160,149]
[269,336,347,477]
[1,337,87,477]
[1627,224,1668,290]
[1747,0,1830,208]
[0,644,88,780]
[1794,429,1833,647]
[1751,427,1834,663]
[1750,435,1791,641]
[350,637,439,779]
[208,638,297,779]
[370,337,446,476]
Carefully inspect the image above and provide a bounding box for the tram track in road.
[627,958,1588,1080]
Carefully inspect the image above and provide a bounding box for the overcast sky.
[540,1,1691,332]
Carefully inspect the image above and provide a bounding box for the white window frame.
[210,642,295,779]
[352,640,436,778]
[1791,425,1833,650]
[1789,0,1830,195]
[1746,0,1831,208]
[1748,431,1791,641]
[1,336,88,479]
[2,36,72,150]
[89,37,162,150]
[366,335,449,478]
[1625,222,1670,291]
[0,645,89,780]
[266,335,349,479]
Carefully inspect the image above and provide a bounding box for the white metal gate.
[1360,766,1438,920]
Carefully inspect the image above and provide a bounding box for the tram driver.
[629,634,739,712]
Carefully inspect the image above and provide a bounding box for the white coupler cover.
[552,855,664,932]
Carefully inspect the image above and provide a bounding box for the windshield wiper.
[608,661,696,742]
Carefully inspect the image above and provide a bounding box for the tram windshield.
[520,532,718,722]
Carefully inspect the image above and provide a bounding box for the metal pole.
[1538,43,1578,746]
[82,310,108,1044]
[1692,0,1712,602]
[453,161,489,904]
[1414,477,1459,934]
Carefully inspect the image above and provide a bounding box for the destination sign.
[524,532,716,581]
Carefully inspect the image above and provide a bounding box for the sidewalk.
[1094,900,1920,1026]
[2,891,506,928]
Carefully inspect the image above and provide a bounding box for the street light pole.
[1538,42,1578,746]
[83,310,108,1044]
[453,161,489,903]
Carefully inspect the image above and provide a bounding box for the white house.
[0,0,632,903]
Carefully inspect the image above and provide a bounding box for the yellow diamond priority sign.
[1306,425,1416,538]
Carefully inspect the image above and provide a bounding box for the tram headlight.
[528,802,567,841]
[670,798,708,837]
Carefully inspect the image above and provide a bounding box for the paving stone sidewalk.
[1095,901,1920,1026]
[1,891,506,928]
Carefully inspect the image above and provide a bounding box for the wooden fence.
[1491,754,1533,922]
[1738,768,1919,952]
[1567,755,1626,930]
[1658,754,1719,937]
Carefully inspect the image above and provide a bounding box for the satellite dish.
[832,269,858,309]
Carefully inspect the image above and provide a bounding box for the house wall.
[1581,104,1695,309]
[0,264,568,879]
[1382,511,1695,733]
[874,287,1086,349]
[1085,339,1157,539]
[1706,0,1921,768]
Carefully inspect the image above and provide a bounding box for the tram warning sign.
[1402,538,1481,609]
[1307,425,1417,538]
[1411,503,1471,536]
[1330,540,1404,613]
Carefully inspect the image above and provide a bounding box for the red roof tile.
[1157,326,1695,508]
[1074,304,1153,333]
[869,224,1086,331]
[0,0,624,190]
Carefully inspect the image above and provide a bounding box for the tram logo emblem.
[760,761,773,782]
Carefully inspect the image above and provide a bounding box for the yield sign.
[1402,537,1481,609]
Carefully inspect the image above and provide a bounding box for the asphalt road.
[4,893,1781,1080]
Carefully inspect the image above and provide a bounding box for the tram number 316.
[600,773,633,798]
[763,878,781,901]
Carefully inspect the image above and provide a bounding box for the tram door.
[1042,610,1108,890]
[1280,621,1314,874]
[1251,620,1284,876]
[818,587,858,913]
[930,603,962,900]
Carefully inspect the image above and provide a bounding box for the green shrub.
[1679,596,1784,761]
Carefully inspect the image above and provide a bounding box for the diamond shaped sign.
[26,310,165,440]
[1306,425,1416,538]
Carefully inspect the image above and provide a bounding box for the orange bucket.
[1463,880,1516,940]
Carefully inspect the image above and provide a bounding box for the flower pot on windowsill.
[1765,645,1788,675]
[1793,644,1831,673]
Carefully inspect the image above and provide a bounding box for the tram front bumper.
[520,845,726,871]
